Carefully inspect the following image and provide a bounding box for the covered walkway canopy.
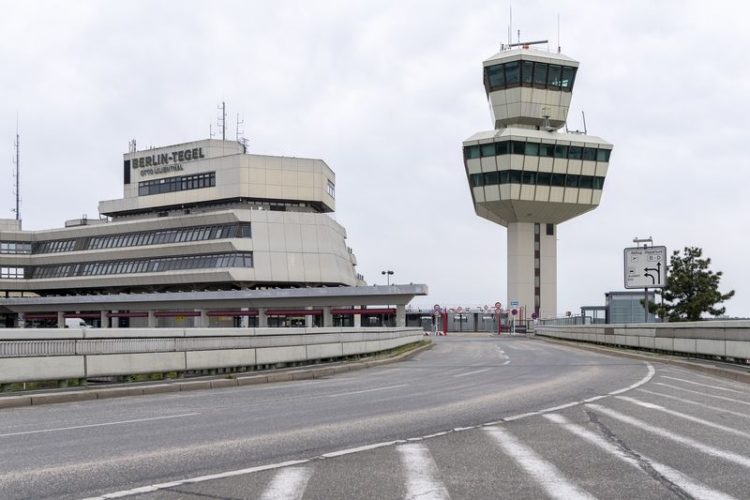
[0,284,428,328]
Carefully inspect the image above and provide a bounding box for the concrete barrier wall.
[0,327,424,383]
[536,321,750,361]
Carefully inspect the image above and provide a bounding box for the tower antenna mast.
[235,112,244,142]
[217,101,227,141]
[12,117,20,221]
[508,2,512,46]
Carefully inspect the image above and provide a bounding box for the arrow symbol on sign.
[644,262,662,285]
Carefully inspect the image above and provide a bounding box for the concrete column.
[507,222,534,318]
[198,309,209,328]
[100,310,108,328]
[396,305,406,327]
[147,310,156,328]
[258,308,268,328]
[305,307,313,328]
[323,306,333,327]
[57,311,65,329]
[240,307,249,328]
[17,312,25,328]
[111,311,119,329]
[353,306,361,328]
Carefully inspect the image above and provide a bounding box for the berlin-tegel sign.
[624,246,667,289]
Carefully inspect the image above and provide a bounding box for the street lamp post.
[381,270,395,327]
[381,270,394,286]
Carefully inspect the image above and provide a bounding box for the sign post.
[624,238,667,323]
[433,304,441,335]
[494,302,502,335]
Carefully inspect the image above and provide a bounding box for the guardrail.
[535,321,750,363]
[0,327,424,384]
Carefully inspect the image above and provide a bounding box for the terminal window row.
[138,171,216,196]
[1,266,24,279]
[87,223,252,250]
[469,170,605,190]
[28,252,254,279]
[0,242,32,255]
[484,60,577,94]
[27,223,252,255]
[464,140,611,162]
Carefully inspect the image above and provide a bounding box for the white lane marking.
[660,368,750,389]
[544,413,737,500]
[259,467,312,500]
[615,396,750,439]
[454,368,492,378]
[80,459,311,499]
[586,404,750,468]
[398,443,451,500]
[485,426,596,500]
[655,383,750,407]
[0,413,200,439]
[320,440,404,458]
[502,362,656,421]
[84,362,657,499]
[636,388,750,420]
[501,359,511,366]
[660,376,749,395]
[607,363,655,395]
[326,384,407,398]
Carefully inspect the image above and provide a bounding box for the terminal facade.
[1,139,426,328]
[463,43,613,320]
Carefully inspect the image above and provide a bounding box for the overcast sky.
[1,0,748,317]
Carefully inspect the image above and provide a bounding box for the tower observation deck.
[462,43,613,320]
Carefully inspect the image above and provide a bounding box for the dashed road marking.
[636,388,750,420]
[616,396,750,439]
[586,404,750,468]
[259,466,312,500]
[485,426,596,500]
[545,413,737,500]
[326,384,407,398]
[0,413,200,439]
[398,443,451,500]
[660,376,750,395]
[454,368,492,378]
[81,362,656,499]
[655,383,750,407]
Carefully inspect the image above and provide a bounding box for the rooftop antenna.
[235,112,244,142]
[217,101,226,141]
[507,1,512,47]
[209,123,215,139]
[517,29,521,44]
[557,14,561,53]
[581,111,588,134]
[128,139,137,153]
[11,116,20,220]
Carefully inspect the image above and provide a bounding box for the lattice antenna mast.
[11,118,20,220]
[217,101,227,141]
[235,112,244,142]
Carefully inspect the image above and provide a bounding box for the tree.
[647,246,735,322]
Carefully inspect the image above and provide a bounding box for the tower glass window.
[504,61,520,87]
[521,61,534,85]
[533,63,548,88]
[547,65,562,88]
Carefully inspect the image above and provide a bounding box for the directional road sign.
[624,246,667,289]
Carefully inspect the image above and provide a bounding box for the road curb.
[537,335,750,384]
[0,340,432,409]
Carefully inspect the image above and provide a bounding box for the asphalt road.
[0,335,748,499]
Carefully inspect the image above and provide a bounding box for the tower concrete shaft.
[463,44,613,320]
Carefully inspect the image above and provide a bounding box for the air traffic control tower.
[462,42,613,320]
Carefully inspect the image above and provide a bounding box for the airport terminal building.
[0,139,426,328]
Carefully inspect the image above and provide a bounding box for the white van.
[64,318,88,328]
